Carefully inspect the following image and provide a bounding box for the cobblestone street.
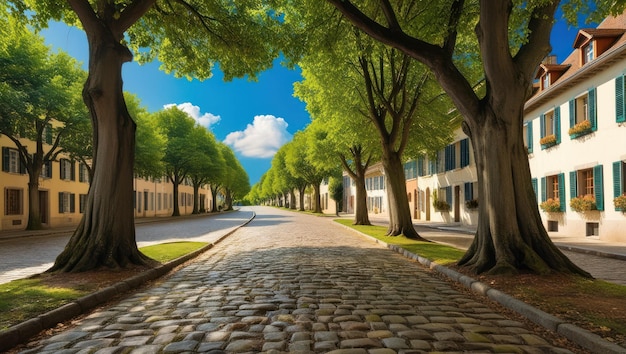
[19,207,576,353]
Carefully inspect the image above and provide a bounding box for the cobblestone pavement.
[19,206,575,353]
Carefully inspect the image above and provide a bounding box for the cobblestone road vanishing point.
[18,207,578,353]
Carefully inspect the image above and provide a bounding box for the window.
[41,160,52,179]
[444,144,456,171]
[540,108,560,147]
[79,163,89,183]
[2,147,24,174]
[5,188,23,215]
[575,95,588,124]
[524,122,533,153]
[570,165,604,211]
[79,194,87,213]
[586,222,599,237]
[59,159,75,181]
[544,111,555,136]
[404,161,417,180]
[542,73,550,89]
[460,139,470,167]
[157,192,162,210]
[570,89,597,134]
[548,220,559,232]
[541,174,565,212]
[58,192,75,213]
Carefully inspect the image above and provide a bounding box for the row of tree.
[7,0,623,276]
[0,17,249,254]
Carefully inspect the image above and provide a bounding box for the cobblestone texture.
[19,207,573,353]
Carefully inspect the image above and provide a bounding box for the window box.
[570,194,597,212]
[568,120,592,138]
[433,200,450,212]
[540,198,562,212]
[465,199,479,210]
[614,195,626,212]
[539,134,557,148]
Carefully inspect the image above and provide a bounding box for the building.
[1,133,214,232]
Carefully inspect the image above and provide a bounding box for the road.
[0,210,254,284]
[18,206,578,353]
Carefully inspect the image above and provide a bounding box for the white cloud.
[163,102,221,129]
[224,115,292,158]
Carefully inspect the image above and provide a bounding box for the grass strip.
[334,219,465,264]
[0,241,208,330]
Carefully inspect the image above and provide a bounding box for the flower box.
[539,134,557,148]
[465,199,479,210]
[570,194,597,212]
[433,200,450,212]
[614,195,626,211]
[568,120,592,138]
[540,198,562,212]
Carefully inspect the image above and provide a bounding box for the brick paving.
[18,207,576,353]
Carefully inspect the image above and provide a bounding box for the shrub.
[433,200,450,212]
[568,119,592,137]
[540,198,562,212]
[570,194,597,212]
[465,199,479,210]
[614,195,626,211]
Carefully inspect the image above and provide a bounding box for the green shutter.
[540,177,547,202]
[59,192,64,213]
[614,161,623,211]
[570,171,578,199]
[417,157,424,176]
[2,147,9,172]
[616,75,625,123]
[526,121,533,153]
[70,193,75,213]
[569,99,576,129]
[531,178,538,201]
[540,114,545,138]
[558,173,566,212]
[589,88,597,131]
[594,165,604,211]
[554,107,561,144]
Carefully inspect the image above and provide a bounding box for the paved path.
[0,211,254,284]
[18,206,577,353]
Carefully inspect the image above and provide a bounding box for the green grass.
[0,241,208,330]
[334,219,465,264]
[140,241,208,262]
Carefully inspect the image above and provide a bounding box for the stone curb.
[339,223,626,354]
[0,211,255,353]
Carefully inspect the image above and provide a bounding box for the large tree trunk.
[290,188,297,209]
[49,28,150,272]
[381,150,425,240]
[459,109,590,276]
[210,185,219,212]
[298,185,306,211]
[171,180,180,216]
[192,183,200,214]
[353,178,370,225]
[26,160,42,230]
[313,183,322,213]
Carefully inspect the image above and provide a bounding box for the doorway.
[454,185,460,222]
[38,190,49,225]
[425,187,430,221]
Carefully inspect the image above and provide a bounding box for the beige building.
[1,134,214,232]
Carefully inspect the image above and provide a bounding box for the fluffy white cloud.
[163,102,221,128]
[224,115,292,158]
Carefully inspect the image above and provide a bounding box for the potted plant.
[570,194,597,212]
[540,198,562,212]
[465,199,479,210]
[614,194,626,211]
[539,134,557,148]
[432,190,450,212]
[568,119,592,138]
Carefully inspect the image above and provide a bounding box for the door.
[454,185,460,222]
[38,190,49,224]
[425,187,431,221]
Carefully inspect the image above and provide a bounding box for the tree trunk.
[298,185,306,211]
[210,185,220,212]
[313,183,322,213]
[290,188,297,209]
[353,178,370,225]
[224,189,233,210]
[48,30,150,272]
[459,110,591,276]
[26,165,42,230]
[171,180,180,216]
[192,183,200,214]
[381,151,425,240]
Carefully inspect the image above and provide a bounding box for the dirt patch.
[35,265,153,292]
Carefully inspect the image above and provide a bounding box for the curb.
[338,223,626,354]
[0,211,255,353]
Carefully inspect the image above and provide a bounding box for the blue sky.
[40,11,586,186]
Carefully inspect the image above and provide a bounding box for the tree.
[15,0,282,272]
[154,106,198,217]
[129,93,165,180]
[329,175,343,216]
[187,127,223,214]
[0,17,89,230]
[324,0,623,275]
[281,140,309,211]
[218,144,249,210]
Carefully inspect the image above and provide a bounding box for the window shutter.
[464,182,472,201]
[526,121,533,153]
[70,161,76,181]
[2,147,9,172]
[460,139,470,167]
[58,192,64,213]
[570,171,577,199]
[70,193,75,213]
[614,161,623,211]
[569,99,576,129]
[531,178,538,201]
[594,165,604,211]
[417,157,424,177]
[617,75,625,123]
[445,186,452,206]
[589,88,597,131]
[554,107,561,144]
[558,173,566,212]
[540,114,545,138]
[541,177,547,202]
